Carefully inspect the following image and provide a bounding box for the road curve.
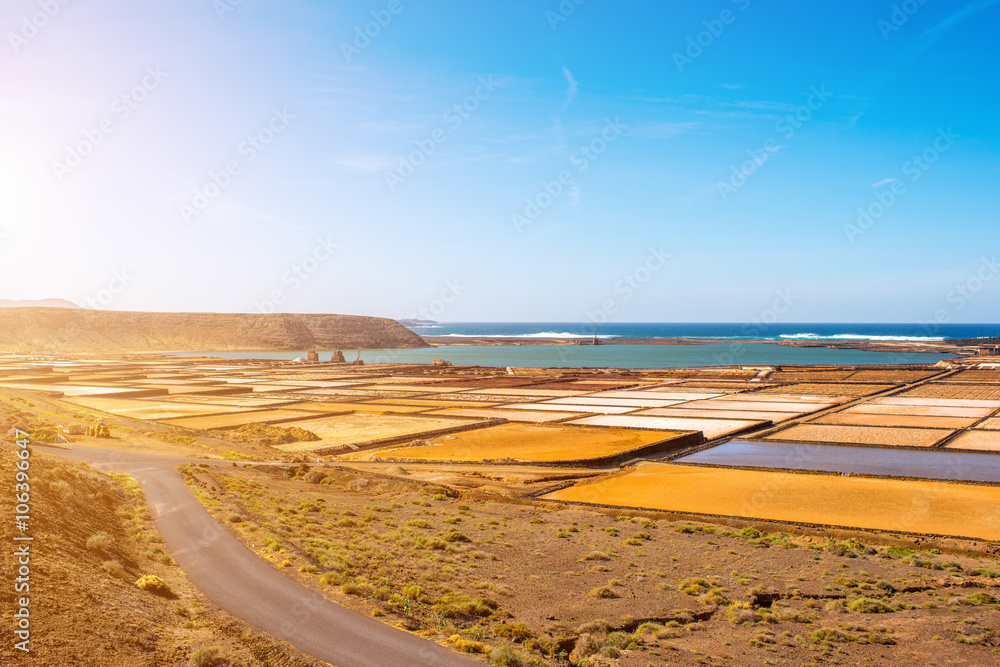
[47,445,480,667]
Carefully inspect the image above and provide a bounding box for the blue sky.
[1,0,997,323]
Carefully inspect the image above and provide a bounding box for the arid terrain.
[0,308,427,353]
[0,436,322,666]
[2,352,1000,665]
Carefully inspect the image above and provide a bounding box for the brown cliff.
[0,308,429,353]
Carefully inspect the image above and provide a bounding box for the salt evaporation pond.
[676,440,1000,484]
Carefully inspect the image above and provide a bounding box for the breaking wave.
[779,333,945,342]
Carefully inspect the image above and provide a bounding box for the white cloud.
[871,177,896,188]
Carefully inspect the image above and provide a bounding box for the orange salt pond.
[544,462,1000,541]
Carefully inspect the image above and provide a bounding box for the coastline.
[420,335,973,356]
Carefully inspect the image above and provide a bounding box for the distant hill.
[0,309,429,353]
[0,298,79,309]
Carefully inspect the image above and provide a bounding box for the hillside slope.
[0,298,79,309]
[0,440,324,665]
[0,309,428,353]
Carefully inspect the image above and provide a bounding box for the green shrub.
[320,571,343,586]
[494,622,532,642]
[807,627,855,644]
[969,568,1000,578]
[402,585,424,601]
[847,597,893,614]
[960,592,998,606]
[452,637,489,654]
[135,574,172,596]
[443,530,472,543]
[434,593,499,619]
[490,642,527,667]
[341,582,371,596]
[678,577,712,596]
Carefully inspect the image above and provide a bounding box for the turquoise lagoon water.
[175,343,955,369]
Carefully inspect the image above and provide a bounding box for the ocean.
[173,322,992,369]
[408,322,1000,342]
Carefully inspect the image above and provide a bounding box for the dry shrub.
[570,633,604,663]
[588,586,618,599]
[86,531,113,553]
[231,423,319,447]
[189,646,221,666]
[101,560,126,579]
[727,602,762,625]
[494,622,532,642]
[304,470,329,484]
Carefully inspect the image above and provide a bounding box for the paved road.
[46,445,479,667]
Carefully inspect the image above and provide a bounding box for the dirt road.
[45,445,478,667]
